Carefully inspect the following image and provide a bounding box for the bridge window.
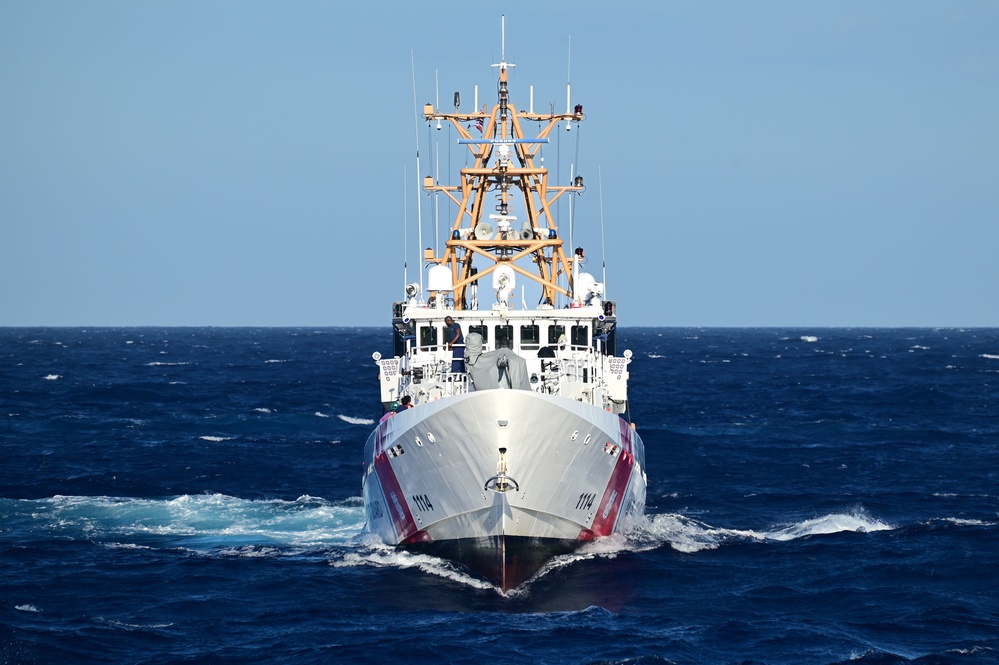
[548,324,565,345]
[571,325,589,348]
[468,324,489,344]
[496,324,514,350]
[419,325,438,349]
[520,324,540,350]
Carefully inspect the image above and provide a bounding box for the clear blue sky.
[2,2,997,327]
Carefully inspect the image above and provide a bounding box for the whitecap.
[102,542,154,550]
[253,408,273,414]
[800,336,818,343]
[764,511,893,541]
[146,362,189,367]
[939,517,993,527]
[982,354,999,360]
[314,411,330,418]
[43,374,61,380]
[264,359,290,364]
[15,604,40,613]
[95,617,175,630]
[337,414,375,425]
[947,646,998,657]
[198,436,232,442]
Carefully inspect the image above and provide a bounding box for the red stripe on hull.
[373,452,418,543]
[589,449,635,537]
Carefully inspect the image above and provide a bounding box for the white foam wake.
[6,494,366,552]
[330,536,495,590]
[575,509,895,557]
[5,496,899,592]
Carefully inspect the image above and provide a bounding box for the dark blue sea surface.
[2,327,998,664]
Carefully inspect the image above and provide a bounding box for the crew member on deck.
[445,316,464,373]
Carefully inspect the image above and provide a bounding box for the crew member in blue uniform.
[444,316,464,373]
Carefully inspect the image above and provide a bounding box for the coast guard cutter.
[363,24,647,590]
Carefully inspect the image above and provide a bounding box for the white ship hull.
[362,390,646,589]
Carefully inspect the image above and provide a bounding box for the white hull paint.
[362,391,646,588]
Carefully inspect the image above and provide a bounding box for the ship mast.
[422,20,585,310]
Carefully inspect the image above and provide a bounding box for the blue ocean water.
[2,327,998,665]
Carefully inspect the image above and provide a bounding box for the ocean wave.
[94,617,175,630]
[101,542,154,551]
[213,545,286,558]
[937,517,996,527]
[764,512,893,541]
[199,435,233,442]
[982,353,999,360]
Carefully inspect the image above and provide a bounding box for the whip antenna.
[599,166,607,293]
[411,50,424,295]
[567,35,571,113]
[402,165,408,288]
[434,69,440,252]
